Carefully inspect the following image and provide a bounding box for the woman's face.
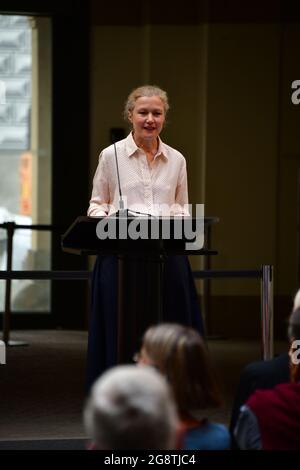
[129,95,165,143]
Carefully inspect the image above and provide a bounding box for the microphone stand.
[112,142,158,219]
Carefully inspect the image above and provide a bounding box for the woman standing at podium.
[86,85,204,390]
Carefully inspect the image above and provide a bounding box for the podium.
[62,215,218,364]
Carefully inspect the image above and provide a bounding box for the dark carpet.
[0,330,87,440]
[0,330,287,442]
[0,438,87,450]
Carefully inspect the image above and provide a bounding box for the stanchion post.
[260,265,274,360]
[117,255,124,364]
[3,222,15,345]
[202,224,211,336]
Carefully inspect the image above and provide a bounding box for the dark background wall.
[88,1,300,338]
[1,0,300,338]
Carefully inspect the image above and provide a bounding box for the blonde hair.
[123,85,169,122]
[142,323,222,419]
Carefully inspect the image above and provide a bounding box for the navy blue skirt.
[86,255,204,391]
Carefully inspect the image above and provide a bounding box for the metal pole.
[157,241,165,325]
[2,222,28,347]
[203,224,211,336]
[3,222,14,344]
[117,255,124,364]
[260,265,274,360]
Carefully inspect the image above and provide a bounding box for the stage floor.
[0,329,287,441]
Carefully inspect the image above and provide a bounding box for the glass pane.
[0,15,52,313]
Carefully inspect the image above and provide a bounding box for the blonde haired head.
[123,85,169,122]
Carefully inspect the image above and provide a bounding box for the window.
[0,15,52,313]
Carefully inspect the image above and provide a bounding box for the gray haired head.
[84,365,178,450]
[288,306,300,341]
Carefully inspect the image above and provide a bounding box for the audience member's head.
[138,323,222,419]
[84,365,178,450]
[288,306,300,383]
[293,288,300,311]
[288,306,300,342]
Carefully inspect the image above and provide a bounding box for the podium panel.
[62,216,218,365]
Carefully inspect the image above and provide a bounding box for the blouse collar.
[125,132,168,160]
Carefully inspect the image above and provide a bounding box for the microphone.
[128,209,158,218]
[112,141,157,219]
